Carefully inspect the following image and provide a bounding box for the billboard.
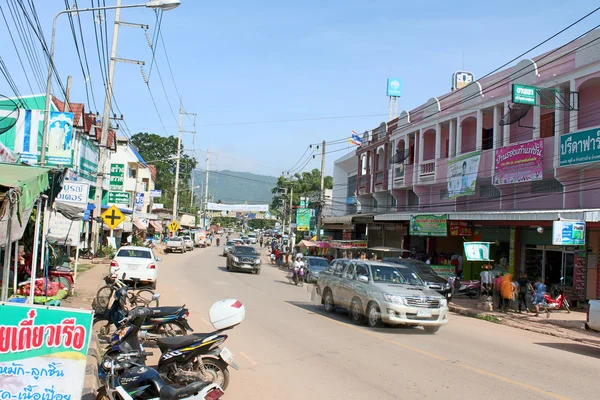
[552,221,585,246]
[464,242,491,261]
[559,128,600,167]
[296,208,311,232]
[494,139,543,185]
[409,214,447,237]
[386,78,402,97]
[46,111,74,165]
[447,151,481,199]
[452,71,474,91]
[207,202,269,212]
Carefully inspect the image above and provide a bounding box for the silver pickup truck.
[316,260,449,333]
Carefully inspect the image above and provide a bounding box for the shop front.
[328,240,368,259]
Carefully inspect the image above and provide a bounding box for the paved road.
[152,243,600,400]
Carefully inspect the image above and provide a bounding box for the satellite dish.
[0,94,20,135]
[499,103,532,126]
[389,149,408,165]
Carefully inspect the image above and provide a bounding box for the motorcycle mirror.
[152,293,161,301]
[122,272,126,279]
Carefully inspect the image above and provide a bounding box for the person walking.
[532,277,547,316]
[517,273,531,313]
[500,273,514,312]
[259,237,263,247]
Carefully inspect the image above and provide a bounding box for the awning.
[374,209,600,222]
[133,218,147,231]
[323,215,354,225]
[180,214,197,227]
[149,220,163,231]
[297,240,316,248]
[0,163,50,217]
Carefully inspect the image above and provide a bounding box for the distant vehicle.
[182,236,194,251]
[191,232,205,248]
[226,246,261,274]
[223,240,237,256]
[383,258,453,301]
[165,237,186,253]
[586,300,600,332]
[248,232,258,244]
[304,256,329,283]
[110,246,160,289]
[240,236,250,245]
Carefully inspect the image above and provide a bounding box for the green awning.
[0,162,50,215]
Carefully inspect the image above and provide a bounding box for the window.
[480,185,501,198]
[116,249,151,259]
[408,190,419,206]
[531,179,563,193]
[445,139,449,158]
[440,188,449,200]
[343,263,356,279]
[128,166,137,179]
[482,128,493,150]
[355,264,369,280]
[540,113,555,138]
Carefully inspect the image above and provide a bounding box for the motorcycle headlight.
[383,293,405,304]
[444,283,451,290]
[439,298,448,307]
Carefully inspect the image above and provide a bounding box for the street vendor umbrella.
[297,240,316,248]
[316,241,332,248]
[367,246,410,253]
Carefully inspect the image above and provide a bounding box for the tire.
[323,289,335,312]
[93,317,116,345]
[366,303,382,328]
[255,268,261,275]
[466,291,478,299]
[423,326,441,334]
[95,285,113,311]
[155,321,187,338]
[132,289,158,307]
[50,276,72,297]
[95,387,109,400]
[563,300,571,313]
[200,358,231,391]
[350,298,364,324]
[151,281,157,290]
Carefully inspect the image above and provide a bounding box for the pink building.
[345,30,600,303]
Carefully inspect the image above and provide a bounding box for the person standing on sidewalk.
[500,273,514,312]
[517,273,531,313]
[494,273,503,310]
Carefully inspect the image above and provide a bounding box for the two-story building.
[333,29,600,303]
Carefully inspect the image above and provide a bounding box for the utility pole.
[203,149,210,229]
[92,0,122,252]
[172,98,184,221]
[281,187,287,237]
[190,173,194,209]
[316,140,326,241]
[288,183,294,237]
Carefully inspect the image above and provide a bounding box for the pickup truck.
[165,237,186,253]
[316,260,449,333]
[585,300,600,332]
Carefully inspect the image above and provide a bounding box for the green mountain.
[191,170,277,205]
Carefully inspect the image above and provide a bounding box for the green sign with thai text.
[559,128,600,167]
[109,163,125,190]
[512,84,536,105]
[409,214,447,237]
[296,208,311,232]
[108,191,130,205]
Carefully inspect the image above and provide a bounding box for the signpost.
[109,163,125,190]
[168,221,180,233]
[102,205,126,232]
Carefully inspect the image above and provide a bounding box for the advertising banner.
[207,202,269,212]
[78,136,98,184]
[447,151,481,199]
[109,163,125,191]
[449,221,473,237]
[0,302,93,400]
[108,191,130,205]
[409,214,447,237]
[46,111,74,166]
[296,208,311,232]
[135,192,145,211]
[559,128,600,167]
[494,139,543,185]
[55,182,90,205]
[552,221,586,245]
[464,242,491,261]
[47,210,82,247]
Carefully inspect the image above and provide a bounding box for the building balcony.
[358,175,370,195]
[419,161,436,180]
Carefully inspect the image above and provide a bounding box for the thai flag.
[348,131,362,146]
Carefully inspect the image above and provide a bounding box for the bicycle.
[94,273,159,313]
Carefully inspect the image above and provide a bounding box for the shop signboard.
[430,265,455,280]
[464,242,491,261]
[410,214,447,237]
[78,136,98,185]
[55,182,90,205]
[552,221,585,245]
[150,189,162,197]
[46,111,75,166]
[447,151,481,199]
[449,221,473,237]
[0,302,93,400]
[296,208,311,232]
[109,163,125,190]
[494,139,543,185]
[108,191,130,205]
[559,128,600,167]
[512,83,537,105]
[386,78,402,97]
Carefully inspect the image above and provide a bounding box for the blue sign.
[386,78,402,97]
[150,189,162,197]
[135,192,145,211]
[552,221,586,245]
[264,211,271,218]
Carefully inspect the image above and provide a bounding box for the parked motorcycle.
[97,308,224,400]
[542,277,571,313]
[18,253,75,294]
[93,287,193,344]
[102,299,245,391]
[454,278,480,299]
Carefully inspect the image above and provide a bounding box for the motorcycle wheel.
[466,291,478,299]
[93,317,116,345]
[563,300,571,313]
[50,276,72,297]
[156,321,187,338]
[130,289,159,308]
[199,358,230,391]
[95,387,110,400]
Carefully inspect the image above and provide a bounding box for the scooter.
[18,255,75,294]
[98,308,224,400]
[94,287,193,343]
[102,299,245,392]
[454,278,481,299]
[542,277,570,313]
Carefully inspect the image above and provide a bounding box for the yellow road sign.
[102,205,126,230]
[168,221,180,233]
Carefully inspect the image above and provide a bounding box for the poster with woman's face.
[46,112,74,166]
[447,151,481,199]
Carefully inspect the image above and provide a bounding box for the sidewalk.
[449,298,600,347]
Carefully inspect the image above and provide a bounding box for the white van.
[248,232,258,244]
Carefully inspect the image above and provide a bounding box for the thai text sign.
[449,221,473,237]
[55,182,90,205]
[559,128,600,167]
[410,214,447,237]
[108,191,130,205]
[447,151,481,199]
[512,84,537,105]
[109,163,125,190]
[0,302,93,400]
[296,208,311,232]
[464,242,491,261]
[494,139,543,184]
[552,220,585,245]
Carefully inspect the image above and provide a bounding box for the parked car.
[241,236,250,245]
[383,258,453,301]
[304,256,330,283]
[316,260,449,332]
[165,236,186,253]
[110,246,160,289]
[586,300,600,332]
[223,240,237,256]
[248,232,258,244]
[226,246,261,274]
[182,235,194,251]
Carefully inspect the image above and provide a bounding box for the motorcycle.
[102,299,245,392]
[18,252,75,295]
[216,238,220,247]
[98,308,224,400]
[454,278,480,299]
[542,277,571,313]
[94,287,193,343]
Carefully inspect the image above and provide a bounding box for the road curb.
[82,333,100,400]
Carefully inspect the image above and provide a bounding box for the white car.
[182,235,194,251]
[586,300,600,332]
[248,233,258,244]
[166,237,186,253]
[110,246,160,289]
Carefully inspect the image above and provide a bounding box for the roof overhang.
[374,209,600,222]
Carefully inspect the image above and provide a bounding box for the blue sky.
[1,0,599,176]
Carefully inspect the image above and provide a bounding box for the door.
[545,250,563,287]
[562,252,574,288]
[338,263,356,308]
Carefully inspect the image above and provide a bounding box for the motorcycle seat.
[159,380,212,400]
[150,306,184,317]
[157,332,215,351]
[49,265,73,273]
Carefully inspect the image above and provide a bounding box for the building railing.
[394,167,404,180]
[420,161,436,177]
[375,171,384,183]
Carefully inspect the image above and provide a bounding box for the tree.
[130,132,197,212]
[248,218,276,230]
[270,168,333,217]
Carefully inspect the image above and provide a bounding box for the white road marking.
[239,351,258,366]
